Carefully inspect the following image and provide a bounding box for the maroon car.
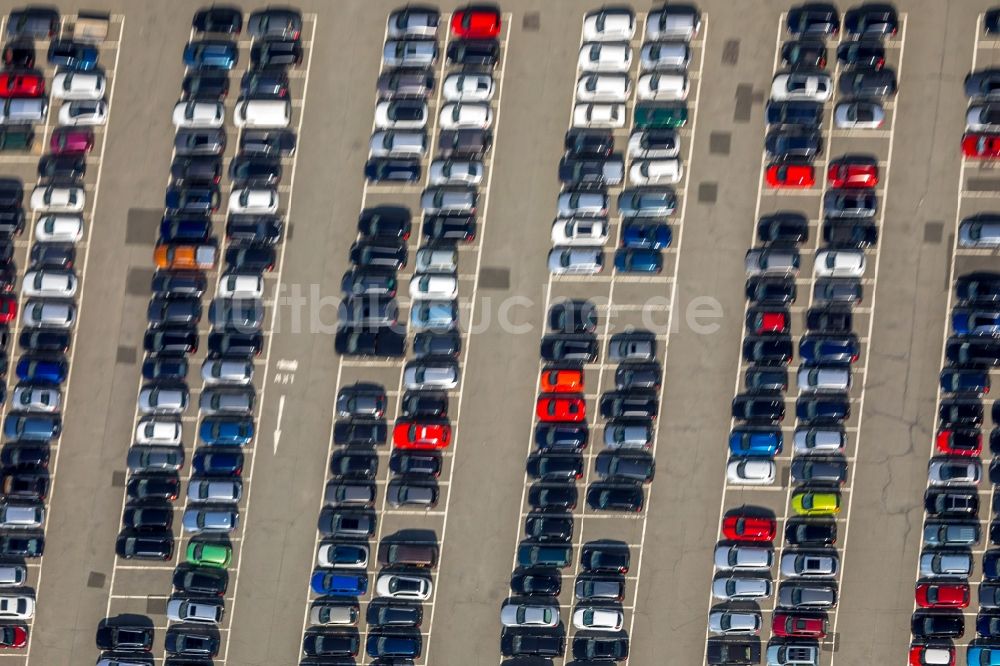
[49,128,94,155]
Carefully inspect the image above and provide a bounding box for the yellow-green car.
[791,491,841,516]
[186,542,231,568]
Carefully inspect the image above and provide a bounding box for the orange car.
[540,368,583,393]
[154,242,217,270]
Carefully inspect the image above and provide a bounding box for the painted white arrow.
[273,395,286,455]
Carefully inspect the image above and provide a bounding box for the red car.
[748,309,788,334]
[536,396,585,423]
[766,163,814,188]
[0,296,17,324]
[915,582,969,609]
[935,429,982,457]
[828,161,878,188]
[0,73,43,98]
[721,514,775,542]
[393,422,451,450]
[451,6,502,38]
[540,368,583,393]
[909,644,955,666]
[963,132,1000,158]
[771,613,827,638]
[50,128,94,155]
[0,625,26,649]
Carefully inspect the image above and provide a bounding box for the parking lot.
[0,1,984,665]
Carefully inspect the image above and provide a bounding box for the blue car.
[200,417,254,446]
[614,248,662,274]
[986,551,1000,580]
[940,367,990,395]
[953,308,1000,336]
[967,645,1000,665]
[47,40,99,70]
[160,216,213,242]
[796,395,850,423]
[4,414,60,441]
[621,221,671,250]
[728,428,782,457]
[535,423,588,451]
[979,613,1000,638]
[165,186,220,214]
[192,449,243,476]
[16,356,68,384]
[310,570,368,596]
[142,356,189,381]
[367,634,422,658]
[183,40,238,69]
[799,335,859,364]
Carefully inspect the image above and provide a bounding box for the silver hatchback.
[182,507,239,533]
[548,247,604,275]
[797,366,851,392]
[617,188,676,217]
[199,387,255,415]
[201,358,254,385]
[188,479,242,503]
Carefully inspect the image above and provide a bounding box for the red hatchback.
[0,73,43,98]
[451,6,502,38]
[50,128,94,155]
[909,644,954,666]
[0,625,26,649]
[771,613,827,638]
[766,163,814,188]
[828,161,879,188]
[393,422,451,450]
[536,395,585,423]
[915,582,969,609]
[722,514,775,542]
[0,296,17,324]
[963,132,1000,158]
[935,429,982,457]
[748,309,789,334]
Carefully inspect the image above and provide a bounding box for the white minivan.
[234,99,290,128]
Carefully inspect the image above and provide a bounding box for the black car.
[367,602,422,628]
[302,631,359,658]
[574,635,629,661]
[526,453,583,481]
[765,101,824,127]
[2,41,34,68]
[173,565,228,596]
[350,241,407,270]
[939,399,983,427]
[240,129,296,157]
[594,451,655,483]
[844,3,898,37]
[192,6,243,34]
[164,628,220,657]
[37,155,85,183]
[785,520,837,546]
[565,129,614,158]
[127,475,181,501]
[358,206,411,240]
[412,330,460,358]
[806,307,852,333]
[528,482,577,510]
[746,276,796,304]
[535,423,588,451]
[19,328,70,353]
[823,219,878,248]
[581,542,630,573]
[341,269,397,298]
[447,39,499,67]
[182,71,230,100]
[115,532,172,560]
[422,215,475,243]
[549,299,597,333]
[0,265,15,290]
[226,215,283,244]
[558,156,623,186]
[437,128,493,158]
[390,452,441,477]
[615,362,660,390]
[946,336,1000,366]
[796,395,850,423]
[122,504,173,531]
[587,482,644,512]
[732,394,785,423]
[600,391,658,420]
[786,3,840,37]
[147,295,202,326]
[365,158,421,183]
[910,612,964,639]
[706,638,761,665]
[400,391,448,419]
[781,39,827,69]
[958,272,1000,304]
[96,625,154,652]
[839,69,897,97]
[240,68,289,98]
[837,40,885,69]
[743,335,793,366]
[540,334,598,363]
[329,451,378,479]
[0,180,22,208]
[925,489,979,518]
[250,38,302,67]
[500,631,564,658]
[335,327,406,358]
[765,129,823,159]
[0,443,49,468]
[332,420,387,446]
[229,157,281,187]
[510,569,561,596]
[30,242,76,270]
[225,245,275,272]
[0,208,24,236]
[144,327,198,355]
[523,514,573,542]
[207,330,263,357]
[171,156,222,185]
[745,366,788,392]
[151,271,207,297]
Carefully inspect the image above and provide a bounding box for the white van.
[233,99,290,129]
[629,158,683,185]
[1,98,47,124]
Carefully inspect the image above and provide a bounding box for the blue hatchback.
[16,356,68,384]
[192,449,243,476]
[986,551,1000,580]
[614,248,662,274]
[621,221,671,250]
[953,308,1000,336]
[366,634,422,658]
[142,356,189,381]
[940,367,990,395]
[728,428,782,457]
[183,40,238,69]
[160,216,213,242]
[967,645,1000,665]
[799,335,859,364]
[165,186,219,214]
[47,41,99,70]
[200,417,254,446]
[310,570,368,596]
[4,414,60,441]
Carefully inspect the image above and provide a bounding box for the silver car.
[383,39,437,68]
[712,576,772,600]
[967,103,1000,132]
[126,445,183,473]
[410,300,459,331]
[201,358,253,385]
[428,159,484,185]
[442,73,495,101]
[548,247,603,275]
[557,191,608,217]
[0,503,44,529]
[928,459,982,486]
[386,7,439,38]
[959,216,1000,247]
[603,421,652,449]
[138,386,189,415]
[646,5,701,41]
[833,101,884,129]
[797,366,851,392]
[767,644,819,665]
[22,300,75,328]
[745,248,800,276]
[639,41,690,70]
[919,550,973,578]
[923,522,980,547]
[713,545,773,571]
[188,479,242,503]
[403,360,459,390]
[793,428,846,453]
[420,186,477,214]
[182,507,239,533]
[377,70,435,98]
[780,551,839,578]
[617,188,676,217]
[10,387,60,413]
[199,387,255,415]
[166,598,224,624]
[708,610,761,636]
[369,130,427,158]
[414,247,457,272]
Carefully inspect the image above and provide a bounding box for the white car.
[814,249,866,277]
[637,72,689,101]
[35,214,83,242]
[771,73,832,102]
[375,573,432,600]
[22,300,75,328]
[52,71,105,100]
[442,73,494,101]
[833,101,885,129]
[10,387,60,413]
[374,101,427,129]
[967,104,1000,132]
[726,459,776,485]
[217,272,264,298]
[166,598,223,625]
[576,73,631,102]
[428,159,483,185]
[135,417,182,445]
[499,603,560,628]
[58,99,108,126]
[714,545,773,571]
[583,8,635,41]
[172,101,225,128]
[201,358,254,385]
[629,158,683,184]
[21,270,77,297]
[439,102,492,129]
[928,460,982,486]
[317,542,369,569]
[410,273,458,300]
[0,595,33,620]
[551,218,609,246]
[573,103,626,128]
[572,607,623,632]
[578,42,631,72]
[708,610,761,636]
[30,186,85,213]
[229,188,278,214]
[548,247,603,275]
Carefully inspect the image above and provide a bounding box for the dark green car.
[0,126,33,151]
[634,103,688,129]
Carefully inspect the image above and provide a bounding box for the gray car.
[780,551,839,578]
[824,191,877,218]
[377,70,435,98]
[199,387,255,415]
[574,577,625,601]
[959,215,1000,247]
[767,644,819,665]
[175,128,226,156]
[166,597,225,625]
[745,248,800,276]
[617,188,676,217]
[557,190,608,218]
[777,582,838,609]
[712,576,772,600]
[965,69,1000,99]
[790,458,848,484]
[336,383,386,419]
[324,482,376,508]
[138,386,189,415]
[608,331,656,361]
[387,481,438,509]
[187,479,242,503]
[797,365,851,392]
[403,360,459,390]
[922,522,980,547]
[838,69,897,97]
[201,358,253,385]
[713,545,773,571]
[127,445,184,473]
[793,427,846,453]
[182,507,239,534]
[919,550,973,578]
[383,39,438,68]
[338,297,398,327]
[420,186,477,214]
[813,278,863,305]
[603,421,653,449]
[369,130,427,158]
[409,300,459,331]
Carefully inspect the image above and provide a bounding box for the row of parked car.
[906,17,1000,663]
[97,6,303,665]
[958,63,1000,249]
[707,4,900,665]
